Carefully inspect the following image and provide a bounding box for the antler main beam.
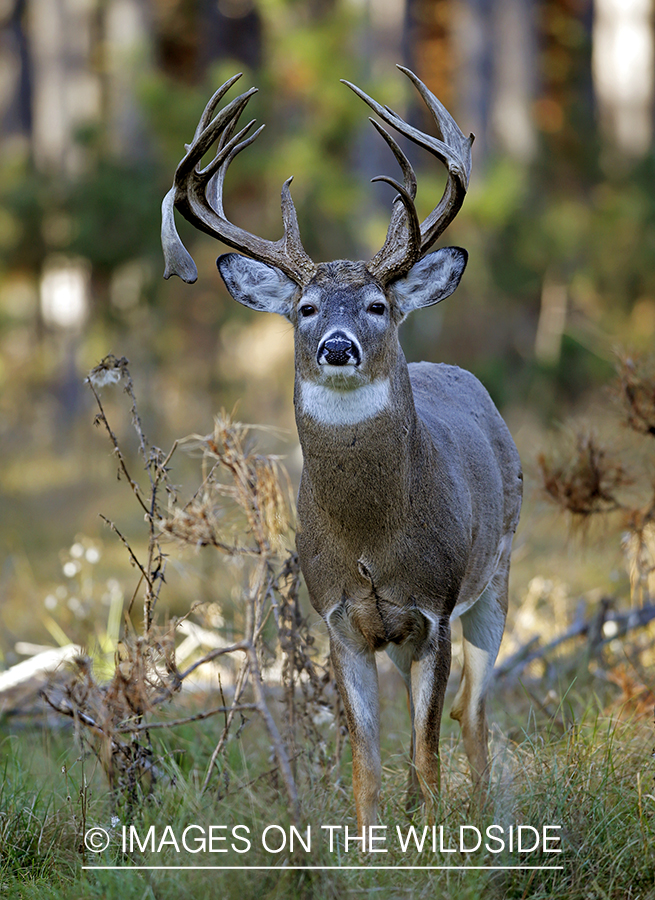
[161,68,471,290]
[161,73,317,287]
[342,65,474,284]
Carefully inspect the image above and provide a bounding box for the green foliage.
[4,0,655,427]
[0,739,73,884]
[441,140,655,414]
[66,159,163,275]
[0,158,50,273]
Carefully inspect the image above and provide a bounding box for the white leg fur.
[410,648,449,796]
[385,642,422,805]
[450,538,511,786]
[327,618,381,833]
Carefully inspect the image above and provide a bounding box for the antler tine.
[369,174,422,282]
[368,118,417,199]
[205,121,264,216]
[365,117,421,282]
[176,88,257,181]
[203,120,263,195]
[342,67,473,283]
[396,66,473,250]
[194,72,245,144]
[397,66,470,164]
[162,76,317,286]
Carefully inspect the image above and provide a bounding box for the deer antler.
[161,73,317,286]
[342,65,474,285]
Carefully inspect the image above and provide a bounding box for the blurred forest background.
[1,0,655,666]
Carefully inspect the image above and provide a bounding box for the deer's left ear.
[390,247,467,316]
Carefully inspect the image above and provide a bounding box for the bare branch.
[495,601,655,680]
[86,363,150,517]
[99,515,152,592]
[118,704,258,733]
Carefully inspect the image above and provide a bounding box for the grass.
[1,675,653,900]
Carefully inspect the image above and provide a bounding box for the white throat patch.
[299,378,391,425]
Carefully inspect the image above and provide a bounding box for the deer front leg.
[385,641,421,810]
[328,615,381,834]
[410,617,452,812]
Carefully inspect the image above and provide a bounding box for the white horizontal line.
[83,865,564,871]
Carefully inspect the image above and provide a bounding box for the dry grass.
[41,356,336,820]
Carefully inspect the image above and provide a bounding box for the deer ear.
[217,253,299,317]
[390,247,467,316]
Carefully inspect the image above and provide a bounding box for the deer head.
[161,66,473,332]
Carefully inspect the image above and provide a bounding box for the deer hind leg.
[328,618,381,834]
[450,542,510,794]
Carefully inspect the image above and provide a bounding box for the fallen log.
[494,601,655,679]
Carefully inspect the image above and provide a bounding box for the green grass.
[1,679,653,900]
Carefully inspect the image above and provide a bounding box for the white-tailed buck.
[162,68,522,832]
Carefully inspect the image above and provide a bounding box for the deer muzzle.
[318,332,362,367]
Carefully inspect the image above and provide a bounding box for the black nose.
[319,333,360,366]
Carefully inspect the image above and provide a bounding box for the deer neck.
[294,354,428,529]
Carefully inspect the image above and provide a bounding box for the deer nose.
[318,332,361,367]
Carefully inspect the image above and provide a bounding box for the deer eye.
[367,302,386,316]
[299,304,317,318]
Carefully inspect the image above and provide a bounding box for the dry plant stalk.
[537,351,655,643]
[159,413,334,802]
[605,662,655,719]
[43,635,177,810]
[622,510,655,607]
[84,354,174,631]
[538,430,629,519]
[43,355,332,822]
[160,413,291,555]
[615,354,655,603]
[617,354,655,438]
